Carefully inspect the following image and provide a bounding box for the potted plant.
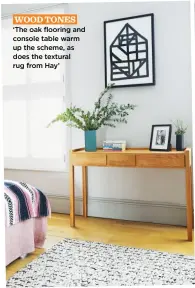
[172,119,187,151]
[47,83,136,151]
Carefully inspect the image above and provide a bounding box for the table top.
[71,147,190,154]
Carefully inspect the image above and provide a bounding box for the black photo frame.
[104,13,155,88]
[149,124,172,151]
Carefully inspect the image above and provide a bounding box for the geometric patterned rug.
[6,238,195,287]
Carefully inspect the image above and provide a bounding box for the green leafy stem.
[47,83,137,131]
[172,119,187,135]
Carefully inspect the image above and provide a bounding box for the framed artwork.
[149,124,172,151]
[104,13,155,88]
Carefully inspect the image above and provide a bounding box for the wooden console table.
[69,147,193,241]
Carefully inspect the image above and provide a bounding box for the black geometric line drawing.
[104,13,155,88]
[110,23,149,81]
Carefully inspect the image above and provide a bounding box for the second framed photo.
[149,124,172,151]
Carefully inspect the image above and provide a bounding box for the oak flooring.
[6,213,194,280]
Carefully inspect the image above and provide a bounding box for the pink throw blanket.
[4,180,51,227]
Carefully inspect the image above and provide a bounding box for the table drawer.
[107,154,135,167]
[71,153,106,166]
[136,154,185,168]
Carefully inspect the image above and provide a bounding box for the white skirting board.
[47,195,191,227]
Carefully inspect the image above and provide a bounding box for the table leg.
[185,150,193,241]
[82,166,88,217]
[190,165,194,230]
[70,164,75,227]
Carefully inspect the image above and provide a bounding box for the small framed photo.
[149,124,172,151]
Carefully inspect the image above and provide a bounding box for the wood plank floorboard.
[6,213,194,280]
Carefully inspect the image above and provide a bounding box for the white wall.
[4,1,193,225]
[70,1,192,201]
[1,3,60,17]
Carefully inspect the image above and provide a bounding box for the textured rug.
[6,238,195,287]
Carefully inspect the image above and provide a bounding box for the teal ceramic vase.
[84,130,97,152]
